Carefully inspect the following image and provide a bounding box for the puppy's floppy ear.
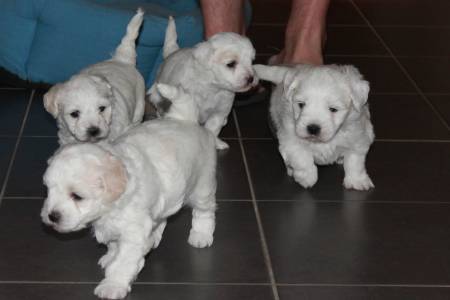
[44,83,64,118]
[99,153,127,202]
[253,65,290,85]
[192,41,214,63]
[156,83,179,101]
[339,65,370,112]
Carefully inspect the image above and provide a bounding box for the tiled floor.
[1,0,450,299]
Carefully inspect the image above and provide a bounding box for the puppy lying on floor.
[41,84,217,299]
[255,64,375,190]
[148,17,258,150]
[44,9,146,145]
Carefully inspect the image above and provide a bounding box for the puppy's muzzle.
[87,126,101,138]
[48,211,61,224]
[307,124,321,136]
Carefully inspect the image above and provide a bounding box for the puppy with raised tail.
[255,64,375,190]
[148,17,258,150]
[44,9,146,145]
[40,83,217,299]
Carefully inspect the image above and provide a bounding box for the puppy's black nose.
[307,124,321,136]
[87,126,100,137]
[48,211,61,224]
[246,76,254,85]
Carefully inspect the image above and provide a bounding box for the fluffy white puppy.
[44,9,146,145]
[255,64,375,190]
[40,98,217,299]
[148,17,258,150]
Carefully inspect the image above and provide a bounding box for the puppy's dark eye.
[329,107,338,113]
[226,61,237,69]
[71,192,83,201]
[99,106,106,113]
[297,102,305,109]
[70,111,80,118]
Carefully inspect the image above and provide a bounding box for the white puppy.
[148,17,258,150]
[40,95,217,299]
[44,9,146,145]
[255,64,375,190]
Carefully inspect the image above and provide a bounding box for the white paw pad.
[94,280,130,300]
[344,174,374,191]
[188,230,214,248]
[293,168,318,188]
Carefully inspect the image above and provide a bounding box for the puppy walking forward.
[44,9,146,145]
[255,64,375,190]
[41,83,217,299]
[149,17,257,150]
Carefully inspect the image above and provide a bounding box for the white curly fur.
[148,17,258,150]
[43,9,146,145]
[41,115,217,299]
[255,64,375,190]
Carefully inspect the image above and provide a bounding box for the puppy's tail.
[163,16,179,59]
[113,8,144,65]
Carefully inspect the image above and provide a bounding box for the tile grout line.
[0,280,271,286]
[2,280,450,288]
[232,110,280,300]
[252,22,450,29]
[348,0,450,132]
[0,90,35,206]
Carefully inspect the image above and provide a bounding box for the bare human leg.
[200,0,246,38]
[270,0,330,65]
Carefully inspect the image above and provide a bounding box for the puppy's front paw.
[215,138,229,150]
[94,280,130,300]
[293,167,318,188]
[344,174,374,191]
[188,230,214,248]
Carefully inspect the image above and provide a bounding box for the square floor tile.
[260,201,450,284]
[325,57,416,93]
[244,140,450,202]
[0,198,103,281]
[5,137,58,197]
[250,0,364,25]
[0,199,268,283]
[219,111,238,138]
[324,27,387,56]
[354,0,450,26]
[247,26,386,56]
[370,94,450,140]
[23,89,57,137]
[278,286,450,300]
[235,98,273,139]
[377,27,450,57]
[138,202,268,283]
[0,138,17,189]
[428,95,450,128]
[0,89,31,136]
[399,57,450,94]
[216,140,252,200]
[0,284,273,300]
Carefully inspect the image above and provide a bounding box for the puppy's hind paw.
[188,230,214,248]
[94,280,130,300]
[215,138,229,150]
[293,167,318,188]
[344,174,374,191]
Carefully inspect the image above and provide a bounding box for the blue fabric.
[0,0,206,86]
